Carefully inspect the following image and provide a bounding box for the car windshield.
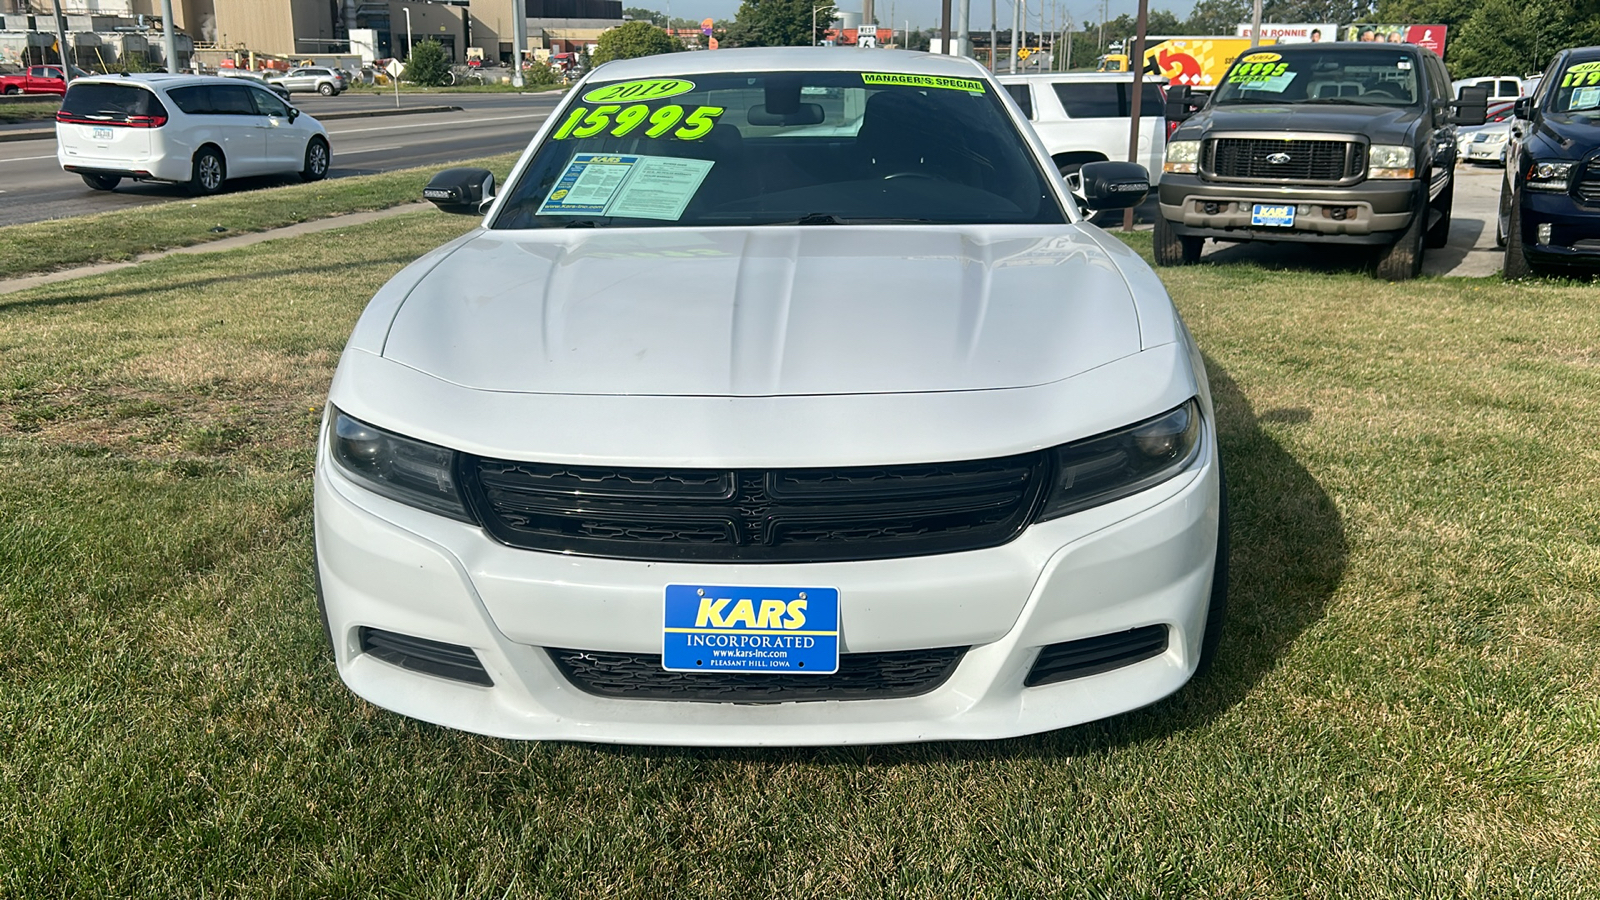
[1211,49,1421,107]
[1552,59,1600,113]
[491,69,1066,229]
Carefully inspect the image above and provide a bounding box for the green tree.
[590,21,681,65]
[1449,0,1600,77]
[624,6,669,25]
[403,38,450,86]
[1183,0,1249,34]
[725,0,837,47]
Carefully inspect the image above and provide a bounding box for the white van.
[1452,76,1523,102]
[56,74,331,195]
[996,72,1166,177]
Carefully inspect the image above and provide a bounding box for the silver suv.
[270,67,345,96]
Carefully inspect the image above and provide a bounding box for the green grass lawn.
[0,153,520,280]
[0,99,59,123]
[0,218,1597,897]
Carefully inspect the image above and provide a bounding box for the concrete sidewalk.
[0,201,430,297]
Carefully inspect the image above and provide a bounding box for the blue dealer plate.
[663,585,840,674]
[1252,204,1295,227]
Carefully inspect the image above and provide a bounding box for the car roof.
[587,47,988,81]
[1563,46,1600,64]
[996,72,1165,83]
[69,73,275,91]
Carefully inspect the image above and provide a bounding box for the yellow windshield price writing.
[1228,61,1289,82]
[1563,61,1600,87]
[551,104,727,141]
[1241,52,1282,63]
[862,72,986,93]
[582,78,697,103]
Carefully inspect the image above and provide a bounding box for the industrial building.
[2,0,622,66]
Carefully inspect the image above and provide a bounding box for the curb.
[0,104,465,143]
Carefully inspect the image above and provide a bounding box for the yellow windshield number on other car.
[1562,61,1600,88]
[582,78,697,104]
[551,104,726,141]
[1228,61,1289,82]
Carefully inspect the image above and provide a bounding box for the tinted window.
[211,84,259,114]
[167,85,210,114]
[59,83,167,122]
[251,88,290,117]
[1051,81,1163,118]
[494,70,1066,230]
[1004,83,1034,118]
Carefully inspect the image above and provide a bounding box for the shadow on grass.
[583,355,1348,765]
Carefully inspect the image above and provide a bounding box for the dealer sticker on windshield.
[538,152,715,220]
[663,585,840,674]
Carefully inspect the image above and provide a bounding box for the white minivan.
[56,74,331,195]
[996,72,1167,177]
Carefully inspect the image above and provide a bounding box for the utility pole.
[1250,0,1262,45]
[1009,0,1019,73]
[956,0,970,55]
[940,0,951,52]
[160,0,178,73]
[1122,0,1148,230]
[511,0,527,87]
[989,0,996,69]
[49,0,72,82]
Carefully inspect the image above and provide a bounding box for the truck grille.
[548,646,968,702]
[1206,138,1359,183]
[463,453,1048,563]
[1576,166,1600,205]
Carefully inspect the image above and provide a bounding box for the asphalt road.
[0,92,561,227]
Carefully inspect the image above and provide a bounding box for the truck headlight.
[1526,160,1575,192]
[1367,144,1415,179]
[1163,140,1200,174]
[1037,399,1203,521]
[326,407,472,521]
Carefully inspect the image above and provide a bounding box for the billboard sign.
[1343,24,1449,58]
[1233,23,1336,44]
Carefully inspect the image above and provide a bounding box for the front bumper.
[1518,189,1600,269]
[1462,141,1507,165]
[1158,174,1419,244]
[313,433,1222,746]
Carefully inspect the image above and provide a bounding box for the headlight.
[1163,140,1200,174]
[326,407,471,521]
[1526,160,1575,192]
[1367,144,1415,179]
[1037,399,1203,521]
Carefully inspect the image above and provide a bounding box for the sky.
[651,0,1200,33]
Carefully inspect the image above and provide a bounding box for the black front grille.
[1207,138,1357,182]
[463,453,1047,562]
[549,647,968,702]
[1576,169,1600,205]
[1024,625,1168,687]
[359,627,493,686]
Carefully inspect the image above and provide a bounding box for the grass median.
[0,99,58,124]
[0,222,1597,897]
[0,152,521,280]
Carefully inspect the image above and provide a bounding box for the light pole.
[812,4,830,46]
[403,7,414,59]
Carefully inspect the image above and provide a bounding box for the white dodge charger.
[314,48,1227,745]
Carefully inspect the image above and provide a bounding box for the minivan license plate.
[663,584,839,674]
[91,127,113,142]
[1252,204,1295,227]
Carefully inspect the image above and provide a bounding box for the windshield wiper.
[792,213,845,225]
[1300,98,1394,106]
[562,220,602,228]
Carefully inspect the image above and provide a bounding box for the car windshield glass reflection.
[1211,49,1421,107]
[1552,60,1600,113]
[492,70,1066,229]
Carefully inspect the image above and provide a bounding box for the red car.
[0,65,74,96]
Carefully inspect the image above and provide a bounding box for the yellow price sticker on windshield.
[551,104,726,141]
[1562,61,1600,87]
[1241,52,1281,63]
[1228,61,1289,82]
[582,78,697,103]
[862,73,986,93]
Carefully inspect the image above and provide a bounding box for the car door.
[285,68,312,92]
[1424,53,1456,189]
[209,83,269,176]
[249,86,302,171]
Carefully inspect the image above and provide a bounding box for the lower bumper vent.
[1024,625,1168,687]
[548,647,967,703]
[359,627,493,687]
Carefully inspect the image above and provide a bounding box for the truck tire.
[1502,193,1542,280]
[2,85,18,95]
[1374,204,1424,281]
[1495,184,1511,248]
[1425,179,1453,249]
[1153,215,1203,267]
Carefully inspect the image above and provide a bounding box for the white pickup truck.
[997,72,1167,178]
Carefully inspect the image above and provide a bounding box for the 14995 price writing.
[552,104,727,141]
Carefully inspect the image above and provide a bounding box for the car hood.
[1192,103,1421,143]
[1535,112,1600,156]
[380,226,1144,397]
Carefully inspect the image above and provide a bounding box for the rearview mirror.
[747,103,824,126]
[1077,161,1149,210]
[424,167,495,215]
[1450,86,1489,127]
[1164,85,1196,123]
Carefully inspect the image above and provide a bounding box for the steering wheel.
[882,171,938,181]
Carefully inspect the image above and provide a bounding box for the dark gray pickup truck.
[1153,43,1486,280]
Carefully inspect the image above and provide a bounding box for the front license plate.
[91,126,113,142]
[1252,203,1295,227]
[663,584,839,674]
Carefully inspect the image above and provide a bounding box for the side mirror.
[1450,86,1489,127]
[1078,161,1149,210]
[424,167,495,215]
[1514,96,1533,120]
[1164,84,1194,123]
[287,107,300,123]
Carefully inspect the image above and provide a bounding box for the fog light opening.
[1538,223,1553,245]
[1202,201,1221,215]
[1330,206,1349,221]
